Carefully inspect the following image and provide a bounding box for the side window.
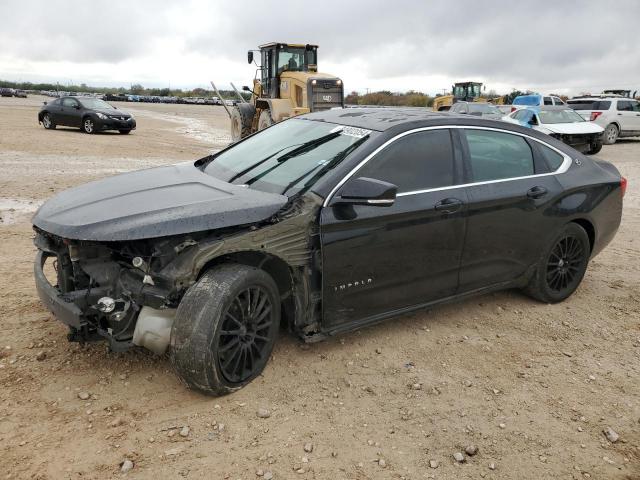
[356,130,455,193]
[520,110,534,123]
[543,97,553,105]
[631,101,640,112]
[553,97,565,105]
[464,130,534,182]
[596,101,611,110]
[62,98,77,108]
[536,143,565,171]
[617,101,633,111]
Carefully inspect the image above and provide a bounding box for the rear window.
[513,95,542,106]
[568,100,611,110]
[537,143,565,171]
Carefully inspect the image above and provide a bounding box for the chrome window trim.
[323,125,572,207]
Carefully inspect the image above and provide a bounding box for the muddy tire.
[230,104,255,142]
[258,109,274,130]
[170,264,280,396]
[119,129,131,135]
[42,113,56,129]
[586,136,603,155]
[603,124,618,145]
[523,223,590,304]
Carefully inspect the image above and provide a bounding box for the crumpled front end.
[33,230,182,352]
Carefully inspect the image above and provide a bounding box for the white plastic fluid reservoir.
[132,307,176,355]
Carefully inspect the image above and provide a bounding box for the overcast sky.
[1,0,639,96]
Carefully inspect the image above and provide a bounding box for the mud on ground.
[1,96,639,480]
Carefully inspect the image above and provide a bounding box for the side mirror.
[43,101,47,105]
[333,177,397,207]
[528,117,537,125]
[74,104,80,109]
[242,85,251,92]
[247,51,254,64]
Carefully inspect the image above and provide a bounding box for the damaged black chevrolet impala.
[33,108,625,395]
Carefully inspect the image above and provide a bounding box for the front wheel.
[523,223,590,303]
[119,129,131,134]
[170,264,280,395]
[82,117,96,134]
[258,109,274,130]
[586,136,603,155]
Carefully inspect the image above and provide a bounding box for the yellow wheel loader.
[432,81,484,111]
[214,43,344,142]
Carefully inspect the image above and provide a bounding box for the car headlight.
[96,112,107,120]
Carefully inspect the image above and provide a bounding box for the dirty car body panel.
[33,108,623,359]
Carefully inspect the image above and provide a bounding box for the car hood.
[32,162,288,241]
[95,108,131,117]
[541,122,604,134]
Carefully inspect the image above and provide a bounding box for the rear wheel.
[258,109,274,130]
[82,117,95,134]
[603,124,618,145]
[524,223,590,303]
[42,113,56,129]
[170,264,280,396]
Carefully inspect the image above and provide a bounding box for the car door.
[320,128,468,328]
[60,98,80,126]
[624,100,640,131]
[46,99,64,123]
[458,128,567,292]
[615,100,638,133]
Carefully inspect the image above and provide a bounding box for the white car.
[567,96,640,145]
[503,106,604,154]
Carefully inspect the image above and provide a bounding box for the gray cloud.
[1,0,639,94]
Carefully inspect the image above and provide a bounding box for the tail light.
[511,106,517,112]
[620,176,627,197]
[590,111,603,121]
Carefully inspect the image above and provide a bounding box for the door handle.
[434,198,463,213]
[527,186,548,199]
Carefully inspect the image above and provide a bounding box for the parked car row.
[0,87,27,98]
[39,89,238,106]
[449,91,639,151]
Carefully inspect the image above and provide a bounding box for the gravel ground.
[1,96,639,480]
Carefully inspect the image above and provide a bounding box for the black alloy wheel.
[170,264,280,395]
[546,235,586,293]
[218,286,274,383]
[524,223,590,303]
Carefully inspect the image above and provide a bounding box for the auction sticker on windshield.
[330,125,371,138]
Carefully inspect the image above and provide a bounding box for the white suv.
[567,96,640,144]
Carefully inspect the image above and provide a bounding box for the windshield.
[204,119,372,196]
[79,98,114,110]
[277,46,317,74]
[468,104,500,114]
[453,84,481,99]
[539,109,586,124]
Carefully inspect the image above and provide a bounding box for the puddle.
[0,198,42,226]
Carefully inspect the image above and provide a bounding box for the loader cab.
[452,82,483,101]
[251,43,319,99]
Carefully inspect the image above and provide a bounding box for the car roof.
[301,107,461,132]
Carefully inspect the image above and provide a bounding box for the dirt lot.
[1,95,639,480]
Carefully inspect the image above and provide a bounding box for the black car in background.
[38,96,136,134]
[32,108,624,395]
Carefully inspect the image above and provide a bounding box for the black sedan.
[38,96,136,134]
[32,108,624,395]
